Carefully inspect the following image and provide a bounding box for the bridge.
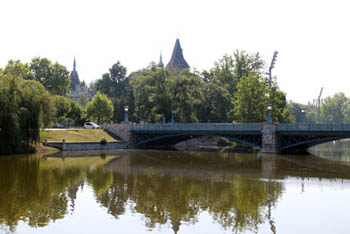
[104,123,350,153]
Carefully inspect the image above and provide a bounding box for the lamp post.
[266,51,278,124]
[301,108,306,123]
[124,106,129,123]
[267,104,272,123]
[171,110,175,124]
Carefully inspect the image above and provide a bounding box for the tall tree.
[86,92,114,124]
[234,72,293,123]
[95,61,132,122]
[95,61,127,97]
[234,73,267,122]
[30,57,70,96]
[205,51,265,95]
[0,73,53,154]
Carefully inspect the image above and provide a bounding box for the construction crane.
[317,87,323,123]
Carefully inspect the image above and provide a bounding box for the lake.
[1,141,350,234]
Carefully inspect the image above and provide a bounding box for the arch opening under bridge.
[133,133,262,149]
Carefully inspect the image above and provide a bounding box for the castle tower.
[70,57,81,92]
[166,38,190,70]
[158,53,164,68]
[69,58,86,102]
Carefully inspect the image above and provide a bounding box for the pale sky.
[1,0,349,104]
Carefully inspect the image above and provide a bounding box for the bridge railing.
[130,123,263,131]
[277,124,350,132]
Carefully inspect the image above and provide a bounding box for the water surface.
[1,144,350,234]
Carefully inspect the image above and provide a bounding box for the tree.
[234,73,267,122]
[131,68,172,122]
[204,51,265,95]
[197,83,233,122]
[4,60,33,80]
[320,92,349,123]
[95,62,133,122]
[287,101,305,123]
[95,61,127,97]
[131,68,203,123]
[171,70,203,123]
[268,86,295,123]
[66,100,83,127]
[86,92,114,124]
[53,96,71,121]
[30,57,70,96]
[0,73,53,154]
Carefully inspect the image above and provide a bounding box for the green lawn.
[40,129,117,142]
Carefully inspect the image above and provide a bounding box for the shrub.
[100,138,107,145]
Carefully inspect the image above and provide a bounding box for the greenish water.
[1,143,350,234]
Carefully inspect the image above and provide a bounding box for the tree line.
[92,51,294,124]
[2,51,349,154]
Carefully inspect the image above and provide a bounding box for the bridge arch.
[133,133,262,149]
[278,135,350,153]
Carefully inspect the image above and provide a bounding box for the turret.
[166,38,190,70]
[158,53,164,68]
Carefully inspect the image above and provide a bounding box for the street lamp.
[268,51,278,88]
[301,108,306,123]
[266,51,278,124]
[171,110,175,124]
[124,106,129,123]
[267,104,272,123]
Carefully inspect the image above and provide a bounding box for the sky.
[1,0,349,104]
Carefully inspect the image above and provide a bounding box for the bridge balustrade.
[277,124,350,132]
[130,123,263,132]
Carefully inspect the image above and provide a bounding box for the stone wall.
[44,140,127,151]
[103,124,133,147]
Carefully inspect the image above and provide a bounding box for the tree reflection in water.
[96,151,283,233]
[2,150,350,233]
[0,154,113,232]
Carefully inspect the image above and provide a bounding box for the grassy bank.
[40,129,117,142]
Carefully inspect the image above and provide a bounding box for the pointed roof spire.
[70,57,80,91]
[73,57,76,71]
[166,38,190,70]
[158,52,164,68]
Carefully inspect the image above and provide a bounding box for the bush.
[100,138,107,145]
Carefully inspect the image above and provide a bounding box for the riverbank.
[39,129,118,152]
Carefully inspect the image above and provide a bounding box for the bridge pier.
[104,123,134,148]
[261,123,278,154]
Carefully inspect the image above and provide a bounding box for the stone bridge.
[104,123,350,154]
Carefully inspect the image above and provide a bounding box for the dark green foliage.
[100,138,107,145]
[0,74,50,154]
[95,61,133,122]
[131,68,204,123]
[53,96,83,127]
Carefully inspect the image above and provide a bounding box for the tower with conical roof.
[69,58,86,102]
[158,53,164,68]
[70,57,81,92]
[166,38,190,70]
